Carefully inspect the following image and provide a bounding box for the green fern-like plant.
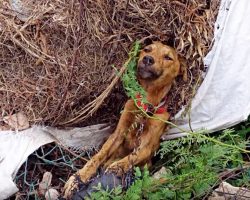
[121,41,149,105]
[88,129,249,200]
[158,129,247,199]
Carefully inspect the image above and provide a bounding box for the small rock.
[45,188,59,200]
[153,167,167,179]
[3,112,29,131]
[39,171,52,195]
[209,181,250,200]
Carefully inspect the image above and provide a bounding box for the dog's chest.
[124,116,148,151]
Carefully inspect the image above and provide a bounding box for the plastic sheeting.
[0,125,111,199]
[0,127,52,199]
[165,0,250,138]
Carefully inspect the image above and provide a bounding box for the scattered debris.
[45,188,60,200]
[0,123,11,131]
[9,0,36,21]
[38,171,59,199]
[209,182,250,200]
[3,112,29,131]
[153,167,167,179]
[38,172,53,196]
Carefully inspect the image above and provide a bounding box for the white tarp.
[0,125,111,200]
[166,0,250,138]
[1,0,250,198]
[0,127,53,199]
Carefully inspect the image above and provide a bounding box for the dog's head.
[137,42,183,86]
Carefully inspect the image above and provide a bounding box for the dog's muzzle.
[137,56,161,80]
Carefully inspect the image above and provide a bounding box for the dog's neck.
[141,82,172,106]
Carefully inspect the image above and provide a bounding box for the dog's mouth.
[137,63,162,80]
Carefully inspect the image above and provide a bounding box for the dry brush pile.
[0,0,220,127]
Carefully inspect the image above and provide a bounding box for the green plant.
[88,129,249,200]
[86,184,123,200]
[121,41,150,106]
[121,41,141,97]
[88,167,174,200]
[158,129,247,199]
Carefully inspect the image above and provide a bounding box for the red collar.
[135,94,167,115]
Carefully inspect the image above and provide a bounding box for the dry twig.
[0,0,220,126]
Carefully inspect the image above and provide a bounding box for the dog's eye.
[143,47,152,53]
[164,55,172,61]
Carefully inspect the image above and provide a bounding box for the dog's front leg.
[63,100,136,198]
[63,133,124,198]
[106,112,169,175]
[106,142,153,176]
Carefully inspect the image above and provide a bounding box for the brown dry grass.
[0,0,220,127]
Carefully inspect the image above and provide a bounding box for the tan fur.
[63,42,181,198]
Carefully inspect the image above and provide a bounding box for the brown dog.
[63,41,182,198]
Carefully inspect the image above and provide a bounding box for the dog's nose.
[142,56,154,65]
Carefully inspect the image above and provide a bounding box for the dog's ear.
[161,38,175,48]
[178,54,188,82]
[142,38,153,47]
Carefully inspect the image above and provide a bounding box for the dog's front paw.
[106,161,128,176]
[63,174,80,199]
